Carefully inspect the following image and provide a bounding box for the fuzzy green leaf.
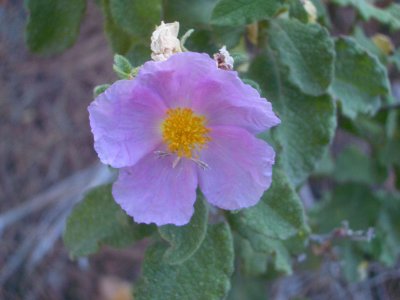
[164,0,217,29]
[228,167,306,275]
[229,167,307,242]
[235,236,268,276]
[135,223,234,300]
[101,0,135,54]
[333,0,400,30]
[63,185,154,258]
[110,0,161,39]
[331,37,390,119]
[311,185,400,275]
[211,0,283,26]
[113,54,133,79]
[268,19,334,96]
[158,197,208,265]
[334,146,387,184]
[93,84,110,97]
[25,0,86,55]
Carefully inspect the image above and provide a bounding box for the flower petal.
[137,52,218,108]
[88,80,166,168]
[137,52,279,134]
[191,71,280,134]
[112,152,198,226]
[198,126,275,210]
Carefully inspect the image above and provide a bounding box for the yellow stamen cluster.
[161,107,211,158]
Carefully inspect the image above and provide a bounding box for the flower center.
[161,107,211,158]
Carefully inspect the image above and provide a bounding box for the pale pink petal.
[137,52,217,108]
[198,126,275,210]
[112,152,198,226]
[191,72,280,134]
[88,80,166,168]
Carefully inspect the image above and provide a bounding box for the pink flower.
[88,52,280,226]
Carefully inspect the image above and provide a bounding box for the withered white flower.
[302,0,317,23]
[150,21,182,62]
[214,46,234,70]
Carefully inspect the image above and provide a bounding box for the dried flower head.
[150,21,182,62]
[302,0,317,23]
[214,46,234,70]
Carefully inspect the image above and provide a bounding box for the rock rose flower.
[88,52,280,226]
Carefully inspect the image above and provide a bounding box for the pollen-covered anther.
[161,107,211,158]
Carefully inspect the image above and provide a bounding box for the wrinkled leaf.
[331,37,390,119]
[268,19,334,96]
[25,0,86,55]
[235,235,268,276]
[101,0,135,54]
[158,197,208,265]
[110,0,161,39]
[229,167,307,275]
[93,84,110,97]
[229,168,307,241]
[333,0,400,30]
[135,223,234,300]
[64,185,154,257]
[164,0,217,30]
[334,145,387,184]
[211,0,283,26]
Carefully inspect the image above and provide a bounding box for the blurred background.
[0,1,142,299]
[1,0,400,299]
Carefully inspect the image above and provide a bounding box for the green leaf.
[375,193,400,265]
[310,184,380,232]
[235,235,268,276]
[135,223,234,300]
[271,241,292,274]
[101,0,135,54]
[25,0,86,55]
[340,241,364,282]
[311,0,332,27]
[333,145,387,184]
[390,48,400,71]
[311,185,400,273]
[227,274,266,300]
[113,54,133,79]
[211,0,283,26]
[229,167,306,245]
[228,167,305,274]
[288,0,309,23]
[331,37,390,119]
[332,0,400,30]
[93,84,110,97]
[110,0,161,39]
[164,0,218,30]
[114,54,132,73]
[268,19,334,96]
[352,27,386,63]
[63,185,154,257]
[158,197,208,265]
[249,49,337,185]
